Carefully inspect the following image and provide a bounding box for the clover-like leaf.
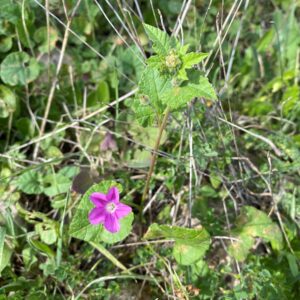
[35,223,57,245]
[0,52,40,86]
[43,173,71,197]
[16,170,44,195]
[34,26,59,53]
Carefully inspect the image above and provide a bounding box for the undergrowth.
[0,0,300,299]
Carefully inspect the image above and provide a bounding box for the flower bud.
[165,50,181,69]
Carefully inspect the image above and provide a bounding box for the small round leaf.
[0,51,40,86]
[0,85,17,118]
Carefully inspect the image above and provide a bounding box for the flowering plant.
[69,181,133,244]
[88,187,131,233]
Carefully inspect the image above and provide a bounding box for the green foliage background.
[0,0,300,299]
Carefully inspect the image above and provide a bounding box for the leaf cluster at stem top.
[132,24,217,127]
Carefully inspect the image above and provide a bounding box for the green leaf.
[35,223,57,245]
[173,243,209,266]
[22,247,37,270]
[178,52,208,80]
[28,238,55,259]
[15,117,35,138]
[44,146,64,162]
[131,98,157,127]
[127,149,151,168]
[144,224,211,265]
[40,258,56,276]
[182,52,208,68]
[87,81,110,107]
[43,174,71,197]
[0,52,40,86]
[161,76,217,109]
[34,26,59,53]
[146,55,162,69]
[286,253,299,277]
[0,36,13,53]
[58,166,80,179]
[139,67,172,110]
[179,44,190,55]
[236,206,283,250]
[17,170,44,195]
[228,234,254,261]
[0,0,20,24]
[129,123,167,149]
[127,123,168,167]
[0,85,17,118]
[143,23,177,56]
[0,227,12,274]
[134,67,171,124]
[257,28,275,53]
[228,206,284,261]
[69,181,133,244]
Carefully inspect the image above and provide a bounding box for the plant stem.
[141,107,170,204]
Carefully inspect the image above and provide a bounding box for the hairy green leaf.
[131,98,157,126]
[228,206,284,261]
[182,52,208,68]
[143,23,177,56]
[139,67,172,109]
[144,224,211,265]
[161,76,217,109]
[178,52,208,80]
[228,234,254,261]
[132,67,171,126]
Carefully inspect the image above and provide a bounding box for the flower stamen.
[105,202,117,213]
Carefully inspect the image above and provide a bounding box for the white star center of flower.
[105,202,117,213]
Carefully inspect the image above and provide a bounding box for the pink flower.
[100,132,117,152]
[88,187,132,233]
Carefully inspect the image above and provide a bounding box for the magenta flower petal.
[107,187,119,203]
[115,203,132,219]
[89,207,106,225]
[104,213,120,233]
[90,192,107,206]
[88,185,132,233]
